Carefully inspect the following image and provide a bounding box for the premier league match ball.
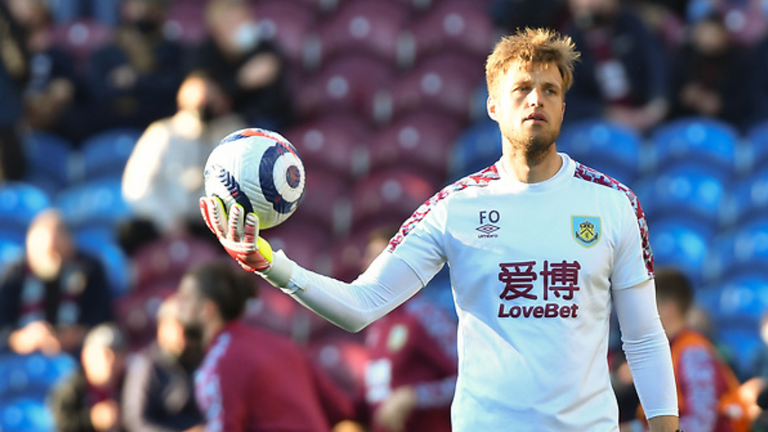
[204,128,305,230]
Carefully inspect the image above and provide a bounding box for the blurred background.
[2,0,768,430]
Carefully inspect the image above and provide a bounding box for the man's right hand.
[199,196,274,274]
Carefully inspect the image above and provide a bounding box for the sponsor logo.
[572,215,601,248]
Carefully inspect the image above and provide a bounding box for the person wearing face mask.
[85,0,184,134]
[0,209,114,356]
[121,296,206,432]
[186,0,294,131]
[121,71,247,241]
[560,0,670,132]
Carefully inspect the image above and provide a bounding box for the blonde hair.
[485,28,580,99]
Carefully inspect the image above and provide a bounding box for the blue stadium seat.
[633,164,727,230]
[0,182,52,244]
[54,179,133,233]
[650,116,739,178]
[79,128,143,182]
[448,119,501,181]
[557,118,645,185]
[717,323,762,380]
[0,353,76,400]
[22,132,76,196]
[649,218,712,288]
[746,120,768,172]
[707,219,768,282]
[75,230,132,297]
[0,238,23,276]
[0,397,54,432]
[726,166,768,228]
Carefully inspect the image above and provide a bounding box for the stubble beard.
[504,125,561,166]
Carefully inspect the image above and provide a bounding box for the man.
[175,261,354,432]
[651,267,749,432]
[122,296,205,432]
[199,28,680,431]
[0,209,113,355]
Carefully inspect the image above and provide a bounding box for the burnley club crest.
[572,216,601,248]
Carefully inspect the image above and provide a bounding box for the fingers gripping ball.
[204,128,305,230]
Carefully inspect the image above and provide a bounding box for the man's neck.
[502,146,562,183]
[203,319,226,348]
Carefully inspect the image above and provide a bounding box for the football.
[204,128,305,230]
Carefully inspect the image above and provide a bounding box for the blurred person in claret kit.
[121,295,205,432]
[0,209,113,356]
[359,227,457,432]
[186,0,294,131]
[200,28,682,432]
[50,323,129,432]
[176,261,354,432]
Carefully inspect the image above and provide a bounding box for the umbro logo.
[477,210,500,238]
[476,224,500,234]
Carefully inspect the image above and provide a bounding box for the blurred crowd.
[2,0,768,431]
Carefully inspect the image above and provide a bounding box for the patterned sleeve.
[677,346,719,432]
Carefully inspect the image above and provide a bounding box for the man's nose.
[527,88,544,107]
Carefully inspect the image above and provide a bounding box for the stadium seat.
[131,234,223,290]
[366,110,462,185]
[79,128,143,182]
[707,219,768,283]
[746,120,768,174]
[313,0,411,67]
[290,169,350,236]
[265,222,333,274]
[256,0,317,67]
[717,322,762,379]
[0,238,23,276]
[54,179,133,233]
[294,54,396,123]
[51,19,113,72]
[724,166,768,228]
[633,164,728,230]
[23,132,76,196]
[557,119,645,185]
[349,169,436,233]
[388,51,485,125]
[163,1,207,45]
[283,113,370,180]
[404,0,496,66]
[648,218,712,288]
[448,119,501,181]
[0,397,54,432]
[0,182,51,243]
[0,353,76,400]
[650,116,740,178]
[75,230,132,298]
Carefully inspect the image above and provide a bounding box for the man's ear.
[487,95,498,121]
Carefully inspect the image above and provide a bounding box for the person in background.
[122,71,246,239]
[562,0,670,132]
[643,267,749,432]
[187,0,294,131]
[50,323,129,432]
[6,0,89,143]
[85,0,184,133]
[360,227,457,432]
[122,296,205,432]
[0,209,113,356]
[176,261,354,432]
[0,0,28,182]
[667,13,751,130]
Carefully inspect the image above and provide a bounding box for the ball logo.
[259,143,304,214]
[210,163,254,214]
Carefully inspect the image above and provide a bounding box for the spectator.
[85,0,184,134]
[50,323,129,432]
[360,228,457,432]
[641,267,750,432]
[187,0,294,131]
[0,209,113,355]
[176,261,354,432]
[667,13,751,129]
[0,0,28,181]
[122,71,246,238]
[6,0,91,143]
[122,296,205,432]
[562,0,670,132]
